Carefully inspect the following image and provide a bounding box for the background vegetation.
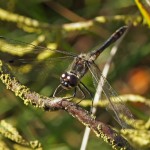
[0,0,150,149]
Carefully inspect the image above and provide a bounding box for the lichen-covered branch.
[0,59,134,150]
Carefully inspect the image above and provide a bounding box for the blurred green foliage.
[0,0,150,150]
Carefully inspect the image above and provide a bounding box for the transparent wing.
[0,36,76,69]
[0,36,76,56]
[87,62,134,128]
[0,36,75,96]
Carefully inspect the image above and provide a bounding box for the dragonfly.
[0,26,133,128]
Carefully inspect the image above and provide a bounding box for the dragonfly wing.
[0,36,75,73]
[0,36,76,56]
[0,36,75,95]
[87,62,134,128]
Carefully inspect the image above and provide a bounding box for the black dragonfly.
[0,26,133,128]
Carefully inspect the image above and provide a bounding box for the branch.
[0,60,134,150]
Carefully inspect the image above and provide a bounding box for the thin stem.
[146,0,150,6]
[80,27,129,150]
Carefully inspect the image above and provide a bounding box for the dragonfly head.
[60,72,79,90]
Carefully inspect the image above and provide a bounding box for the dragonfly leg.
[66,87,77,100]
[75,84,86,105]
[80,82,93,99]
[53,84,63,97]
[53,84,77,101]
[80,82,94,113]
[72,87,77,98]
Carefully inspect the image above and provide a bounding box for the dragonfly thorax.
[60,72,79,90]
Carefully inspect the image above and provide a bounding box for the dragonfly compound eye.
[60,72,78,89]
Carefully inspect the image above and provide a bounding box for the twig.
[0,60,134,150]
[0,8,142,33]
[146,0,150,6]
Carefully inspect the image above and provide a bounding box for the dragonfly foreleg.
[53,84,64,97]
[53,84,77,100]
